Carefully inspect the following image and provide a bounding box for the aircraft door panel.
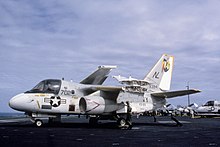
[35,94,53,112]
[68,96,80,113]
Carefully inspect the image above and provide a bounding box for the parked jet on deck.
[195,100,220,117]
[9,54,201,128]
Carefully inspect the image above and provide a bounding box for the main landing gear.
[117,117,132,129]
[88,115,133,129]
[171,114,182,127]
[117,101,133,129]
[153,114,183,127]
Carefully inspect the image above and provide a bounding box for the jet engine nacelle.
[79,96,105,114]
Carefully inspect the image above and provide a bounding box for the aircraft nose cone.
[9,97,17,109]
[9,93,26,111]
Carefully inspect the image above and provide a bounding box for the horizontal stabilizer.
[151,89,201,98]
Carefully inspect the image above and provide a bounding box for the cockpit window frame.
[204,101,214,107]
[25,79,61,95]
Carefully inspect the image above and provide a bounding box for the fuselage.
[9,79,166,115]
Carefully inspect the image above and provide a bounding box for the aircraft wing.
[80,65,117,85]
[92,85,122,92]
[81,85,122,100]
[151,89,201,98]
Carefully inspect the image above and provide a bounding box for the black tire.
[35,119,43,127]
[117,118,126,127]
[211,106,215,111]
[126,120,133,129]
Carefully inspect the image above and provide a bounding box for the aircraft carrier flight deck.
[0,115,219,147]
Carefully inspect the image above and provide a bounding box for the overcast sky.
[1,0,220,112]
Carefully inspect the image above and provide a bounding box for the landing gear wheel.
[117,118,126,128]
[35,119,43,127]
[126,121,133,129]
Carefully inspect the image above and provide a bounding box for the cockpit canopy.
[25,79,61,95]
[204,101,214,107]
[203,101,220,107]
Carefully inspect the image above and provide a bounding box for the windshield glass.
[25,79,61,94]
[204,101,214,106]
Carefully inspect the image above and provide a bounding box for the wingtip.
[192,89,202,93]
[98,65,117,69]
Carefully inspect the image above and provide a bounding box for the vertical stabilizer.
[144,54,174,91]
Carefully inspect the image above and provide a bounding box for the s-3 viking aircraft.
[9,54,200,128]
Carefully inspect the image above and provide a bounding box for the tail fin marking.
[144,54,174,91]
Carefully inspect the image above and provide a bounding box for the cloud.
[1,0,220,111]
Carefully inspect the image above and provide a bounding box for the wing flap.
[81,85,122,96]
[151,89,201,98]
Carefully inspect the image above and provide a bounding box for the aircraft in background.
[9,54,201,128]
[194,100,220,117]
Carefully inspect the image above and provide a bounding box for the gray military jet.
[9,54,201,128]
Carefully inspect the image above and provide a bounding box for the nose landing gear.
[35,119,43,127]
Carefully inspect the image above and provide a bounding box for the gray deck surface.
[0,116,219,147]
